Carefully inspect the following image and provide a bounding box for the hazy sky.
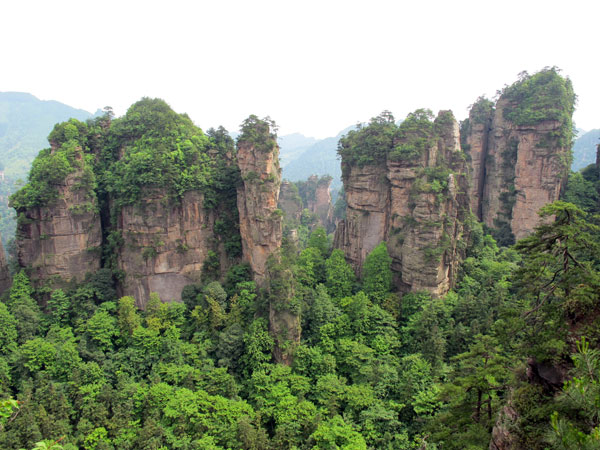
[2,0,598,138]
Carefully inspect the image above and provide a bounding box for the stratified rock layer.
[335,111,469,297]
[464,104,493,220]
[117,190,223,308]
[465,71,574,243]
[481,98,569,241]
[237,122,300,364]
[236,139,283,286]
[0,236,11,293]
[15,171,101,286]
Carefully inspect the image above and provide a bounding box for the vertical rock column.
[463,99,494,221]
[0,236,11,294]
[237,117,300,364]
[387,111,469,296]
[334,110,469,298]
[305,175,335,231]
[481,98,571,242]
[333,164,390,274]
[468,70,575,243]
[278,181,303,224]
[236,122,283,286]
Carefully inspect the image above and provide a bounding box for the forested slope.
[0,69,598,449]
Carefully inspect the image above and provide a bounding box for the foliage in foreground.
[1,198,598,449]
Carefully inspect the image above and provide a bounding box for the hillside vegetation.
[0,71,599,449]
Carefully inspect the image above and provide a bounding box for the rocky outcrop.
[489,399,519,450]
[0,235,11,293]
[237,118,300,363]
[15,171,101,287]
[268,258,300,365]
[335,110,469,297]
[117,190,225,308]
[479,99,568,242]
[463,98,494,220]
[236,126,283,286]
[466,69,574,243]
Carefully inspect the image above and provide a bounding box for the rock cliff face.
[236,128,283,286]
[15,170,101,287]
[481,99,569,242]
[116,190,226,307]
[0,235,11,293]
[465,70,574,244]
[237,118,300,363]
[462,98,494,220]
[11,100,244,308]
[10,72,573,310]
[334,164,389,272]
[335,110,469,297]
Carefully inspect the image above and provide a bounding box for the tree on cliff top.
[237,115,278,154]
[337,111,395,169]
[501,67,576,148]
[103,98,214,207]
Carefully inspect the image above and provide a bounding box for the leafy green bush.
[469,96,495,125]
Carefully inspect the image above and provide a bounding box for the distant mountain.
[572,129,600,171]
[278,133,318,167]
[280,126,356,189]
[0,92,93,177]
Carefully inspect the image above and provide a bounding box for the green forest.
[1,71,600,449]
[1,194,599,449]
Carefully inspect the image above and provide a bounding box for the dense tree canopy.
[1,87,597,449]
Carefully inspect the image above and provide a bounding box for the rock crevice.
[335,110,469,297]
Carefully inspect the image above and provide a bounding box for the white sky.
[2,0,598,138]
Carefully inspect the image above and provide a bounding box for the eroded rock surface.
[117,190,223,308]
[15,171,101,286]
[236,135,283,286]
[305,175,334,231]
[481,100,568,241]
[466,71,574,243]
[489,399,519,450]
[463,101,494,220]
[0,236,11,293]
[335,111,469,297]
